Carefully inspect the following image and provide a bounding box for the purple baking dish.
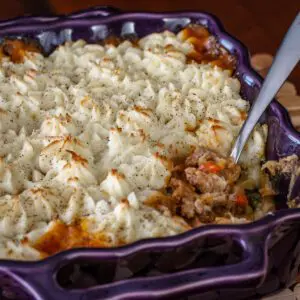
[0,6,300,300]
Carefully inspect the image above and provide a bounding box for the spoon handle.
[230,13,300,163]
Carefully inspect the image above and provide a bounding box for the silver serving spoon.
[230,13,300,163]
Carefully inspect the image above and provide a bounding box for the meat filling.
[146,147,275,226]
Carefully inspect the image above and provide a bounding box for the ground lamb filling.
[146,146,276,227]
[0,25,295,260]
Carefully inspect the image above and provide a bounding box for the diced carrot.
[199,162,224,173]
[236,194,248,206]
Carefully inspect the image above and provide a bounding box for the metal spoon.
[230,13,300,163]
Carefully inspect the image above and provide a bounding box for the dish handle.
[2,227,271,300]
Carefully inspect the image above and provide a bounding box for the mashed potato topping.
[0,28,267,260]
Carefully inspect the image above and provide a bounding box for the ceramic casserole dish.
[0,6,300,300]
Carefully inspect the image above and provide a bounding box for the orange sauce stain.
[212,124,224,130]
[144,192,176,214]
[181,26,236,71]
[240,111,247,121]
[65,150,88,166]
[103,36,121,46]
[0,39,41,63]
[111,168,126,179]
[33,220,111,257]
